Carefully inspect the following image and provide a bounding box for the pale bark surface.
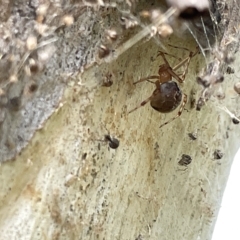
[0,0,240,240]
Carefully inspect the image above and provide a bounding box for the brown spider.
[129,45,200,128]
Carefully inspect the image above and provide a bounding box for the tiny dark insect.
[188,132,197,140]
[226,66,234,74]
[104,135,119,149]
[82,153,87,160]
[178,154,192,166]
[94,125,120,149]
[129,45,199,128]
[213,149,223,160]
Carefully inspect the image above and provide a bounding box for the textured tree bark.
[0,0,240,239]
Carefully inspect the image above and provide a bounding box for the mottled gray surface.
[0,1,117,161]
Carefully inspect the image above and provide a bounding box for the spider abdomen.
[150,81,182,113]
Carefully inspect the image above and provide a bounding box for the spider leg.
[174,57,192,82]
[173,47,200,71]
[157,51,171,66]
[157,51,181,61]
[133,76,159,84]
[167,44,191,53]
[146,80,156,84]
[159,93,187,128]
[128,95,153,114]
[167,68,184,83]
[168,44,200,59]
[172,46,200,81]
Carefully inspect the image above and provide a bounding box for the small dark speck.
[17,135,24,141]
[232,118,240,124]
[29,83,38,92]
[213,149,223,160]
[178,154,192,166]
[154,142,160,149]
[8,96,22,111]
[135,234,143,240]
[82,153,87,160]
[225,131,229,139]
[188,132,197,140]
[226,66,234,74]
[104,135,119,149]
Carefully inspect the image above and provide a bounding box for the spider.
[129,44,200,128]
